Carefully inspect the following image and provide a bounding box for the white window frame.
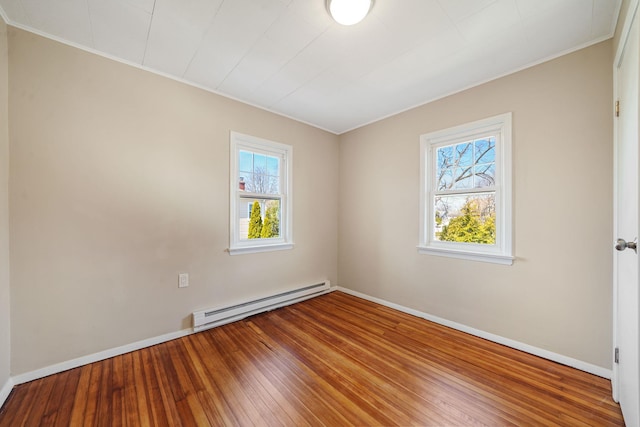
[418,113,513,265]
[229,131,293,255]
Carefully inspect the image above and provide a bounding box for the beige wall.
[8,28,339,375]
[3,15,620,375]
[0,17,10,388]
[339,40,614,368]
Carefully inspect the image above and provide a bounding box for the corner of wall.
[0,377,13,408]
[0,13,12,409]
[0,5,8,26]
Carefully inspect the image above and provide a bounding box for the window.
[229,132,293,255]
[419,113,513,265]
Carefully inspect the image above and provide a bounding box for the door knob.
[615,238,637,253]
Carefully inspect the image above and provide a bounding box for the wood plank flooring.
[0,291,625,426]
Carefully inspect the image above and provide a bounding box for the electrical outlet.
[178,273,189,288]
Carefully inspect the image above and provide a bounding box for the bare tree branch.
[244,167,278,194]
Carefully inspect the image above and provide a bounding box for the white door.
[614,2,640,426]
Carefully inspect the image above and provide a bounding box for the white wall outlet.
[178,273,189,288]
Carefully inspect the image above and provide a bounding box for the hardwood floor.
[0,291,624,426]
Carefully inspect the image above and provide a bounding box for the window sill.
[417,246,514,265]
[228,243,294,256]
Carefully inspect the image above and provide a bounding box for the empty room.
[0,0,638,425]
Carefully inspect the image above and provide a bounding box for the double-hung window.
[419,113,513,265]
[229,132,293,255]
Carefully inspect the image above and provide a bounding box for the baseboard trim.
[11,329,193,386]
[0,377,14,409]
[337,286,612,379]
[7,286,610,393]
[10,287,340,387]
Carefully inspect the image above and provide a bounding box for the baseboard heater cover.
[192,280,331,332]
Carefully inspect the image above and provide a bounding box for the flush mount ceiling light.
[327,0,373,26]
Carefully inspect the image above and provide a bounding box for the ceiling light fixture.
[326,0,373,26]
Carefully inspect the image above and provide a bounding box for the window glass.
[434,193,495,244]
[419,113,512,265]
[230,132,293,255]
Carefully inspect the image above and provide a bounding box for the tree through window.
[419,113,513,265]
[230,132,293,255]
[434,137,496,244]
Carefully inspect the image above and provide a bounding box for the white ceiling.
[0,0,622,134]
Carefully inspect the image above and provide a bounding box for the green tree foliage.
[248,201,262,239]
[260,202,280,238]
[435,211,443,226]
[482,214,496,243]
[438,200,495,244]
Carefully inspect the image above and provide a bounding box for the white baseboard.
[337,286,612,379]
[4,285,610,399]
[9,286,338,388]
[11,329,193,386]
[0,377,14,409]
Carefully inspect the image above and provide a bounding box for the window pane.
[267,156,280,176]
[437,146,454,171]
[231,132,292,254]
[437,138,497,190]
[243,173,255,192]
[238,198,281,240]
[254,153,267,173]
[453,167,472,189]
[238,174,248,192]
[455,142,473,167]
[437,168,453,190]
[239,151,281,195]
[474,164,495,188]
[266,175,279,194]
[474,137,496,164]
[436,136,496,191]
[239,150,253,174]
[245,173,279,194]
[434,193,495,244]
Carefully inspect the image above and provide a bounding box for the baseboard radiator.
[192,280,331,332]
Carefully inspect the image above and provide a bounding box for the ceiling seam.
[256,26,335,109]
[85,0,95,48]
[182,0,225,79]
[215,3,291,90]
[0,0,622,134]
[141,0,157,66]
